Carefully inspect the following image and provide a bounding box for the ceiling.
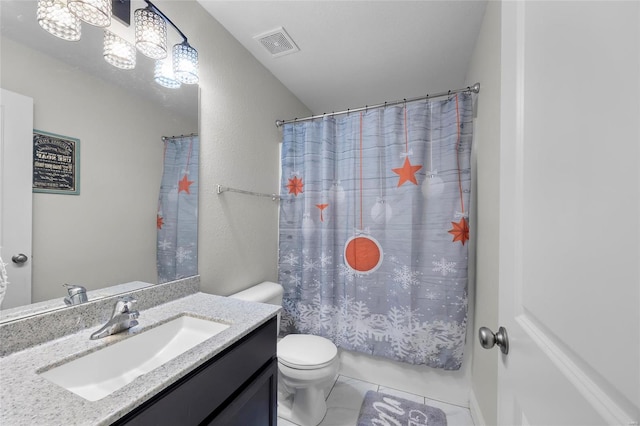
[198,0,487,115]
[1,1,487,120]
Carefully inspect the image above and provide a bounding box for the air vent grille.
[254,27,299,58]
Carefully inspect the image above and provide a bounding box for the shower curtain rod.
[216,184,280,201]
[162,133,198,141]
[275,82,480,128]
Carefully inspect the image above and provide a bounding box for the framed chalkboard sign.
[33,130,80,195]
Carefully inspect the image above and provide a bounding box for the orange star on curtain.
[157,215,164,229]
[316,203,329,222]
[287,176,304,196]
[178,174,194,194]
[392,157,422,187]
[448,217,470,245]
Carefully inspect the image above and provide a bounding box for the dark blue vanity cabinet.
[113,318,278,426]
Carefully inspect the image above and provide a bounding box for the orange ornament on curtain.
[316,203,329,222]
[178,174,194,194]
[344,235,383,273]
[391,107,423,188]
[448,95,470,246]
[392,157,422,187]
[287,176,304,196]
[343,112,384,275]
[448,217,470,245]
[157,215,164,229]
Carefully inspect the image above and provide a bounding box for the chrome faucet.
[90,296,140,340]
[63,284,88,306]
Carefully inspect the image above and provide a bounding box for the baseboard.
[469,388,487,426]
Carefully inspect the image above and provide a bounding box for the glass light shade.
[67,0,111,27]
[103,31,136,70]
[134,7,167,60]
[154,58,181,89]
[37,0,81,42]
[173,42,199,85]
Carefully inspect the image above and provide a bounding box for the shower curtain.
[157,135,199,283]
[278,94,473,370]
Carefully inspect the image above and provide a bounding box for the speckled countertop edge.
[0,292,280,426]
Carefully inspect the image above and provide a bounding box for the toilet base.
[276,334,339,426]
[278,385,328,426]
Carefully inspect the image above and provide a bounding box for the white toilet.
[230,281,339,426]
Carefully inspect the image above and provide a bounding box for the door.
[0,88,33,309]
[496,2,639,425]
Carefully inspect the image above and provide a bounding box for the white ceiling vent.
[254,27,300,58]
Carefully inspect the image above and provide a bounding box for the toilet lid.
[278,334,337,369]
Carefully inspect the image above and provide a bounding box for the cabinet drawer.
[113,318,277,425]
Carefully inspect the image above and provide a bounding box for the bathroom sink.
[39,315,230,401]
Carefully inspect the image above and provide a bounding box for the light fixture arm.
[143,0,188,43]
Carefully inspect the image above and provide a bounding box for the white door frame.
[0,88,33,309]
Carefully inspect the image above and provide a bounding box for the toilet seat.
[278,334,337,370]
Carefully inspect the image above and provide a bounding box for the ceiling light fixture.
[138,0,198,85]
[36,0,198,87]
[134,5,167,60]
[154,57,181,89]
[67,0,111,27]
[103,30,136,70]
[173,41,198,85]
[37,0,82,42]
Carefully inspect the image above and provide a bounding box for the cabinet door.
[206,358,278,426]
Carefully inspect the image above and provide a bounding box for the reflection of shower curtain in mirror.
[157,135,199,283]
[278,95,473,370]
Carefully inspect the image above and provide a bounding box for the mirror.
[0,0,198,319]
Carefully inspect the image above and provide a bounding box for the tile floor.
[277,374,475,426]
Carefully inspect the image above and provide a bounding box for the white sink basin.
[39,315,230,401]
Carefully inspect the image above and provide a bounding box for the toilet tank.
[229,281,284,336]
[229,281,283,306]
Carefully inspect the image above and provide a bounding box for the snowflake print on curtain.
[157,135,199,283]
[279,94,473,370]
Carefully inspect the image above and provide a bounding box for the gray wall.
[157,1,311,296]
[464,2,501,424]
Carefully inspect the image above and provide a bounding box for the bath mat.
[357,390,447,426]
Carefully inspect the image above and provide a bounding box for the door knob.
[479,326,509,354]
[11,253,28,264]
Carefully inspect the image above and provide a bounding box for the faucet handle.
[63,284,88,306]
[63,283,87,296]
[113,296,137,315]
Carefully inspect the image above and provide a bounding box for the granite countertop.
[0,292,280,426]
